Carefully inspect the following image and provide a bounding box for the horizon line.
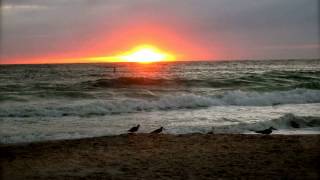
[0,58,319,65]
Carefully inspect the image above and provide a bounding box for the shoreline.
[1,134,320,179]
[1,132,320,146]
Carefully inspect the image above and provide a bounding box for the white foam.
[1,88,320,117]
[1,109,320,144]
[212,113,320,134]
[218,89,320,106]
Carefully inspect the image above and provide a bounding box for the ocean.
[1,59,320,143]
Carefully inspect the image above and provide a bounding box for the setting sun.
[119,45,175,63]
[86,44,176,63]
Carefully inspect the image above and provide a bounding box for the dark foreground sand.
[1,134,320,180]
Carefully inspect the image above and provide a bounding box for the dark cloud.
[1,0,319,62]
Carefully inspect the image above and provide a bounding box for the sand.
[1,134,320,180]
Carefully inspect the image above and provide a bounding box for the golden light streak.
[88,44,175,63]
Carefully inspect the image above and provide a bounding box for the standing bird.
[254,127,277,135]
[150,127,164,134]
[207,127,215,134]
[128,124,140,133]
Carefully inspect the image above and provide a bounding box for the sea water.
[1,59,320,143]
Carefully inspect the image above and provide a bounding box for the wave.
[211,114,320,134]
[1,89,320,118]
[1,113,319,144]
[1,70,319,102]
[84,70,320,89]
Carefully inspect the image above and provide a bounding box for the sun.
[121,48,164,63]
[85,44,176,63]
[119,45,175,63]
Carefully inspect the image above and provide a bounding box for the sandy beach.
[1,134,319,180]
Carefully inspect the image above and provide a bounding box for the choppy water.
[1,59,320,143]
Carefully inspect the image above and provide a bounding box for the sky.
[0,0,319,64]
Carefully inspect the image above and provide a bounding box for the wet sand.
[1,134,320,180]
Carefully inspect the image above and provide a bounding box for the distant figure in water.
[151,127,164,134]
[254,127,277,135]
[113,66,116,73]
[128,124,140,133]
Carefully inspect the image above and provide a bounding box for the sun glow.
[24,45,177,64]
[119,45,175,63]
[87,45,175,63]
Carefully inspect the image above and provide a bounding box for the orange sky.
[2,23,217,64]
[1,0,319,64]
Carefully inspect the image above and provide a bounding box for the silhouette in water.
[128,124,140,133]
[254,127,277,135]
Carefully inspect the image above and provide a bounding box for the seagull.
[128,124,140,133]
[254,127,277,135]
[290,121,300,128]
[207,127,215,134]
[150,127,164,134]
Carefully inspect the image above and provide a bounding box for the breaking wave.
[1,88,320,118]
[83,70,320,89]
[212,114,320,134]
[2,114,319,144]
